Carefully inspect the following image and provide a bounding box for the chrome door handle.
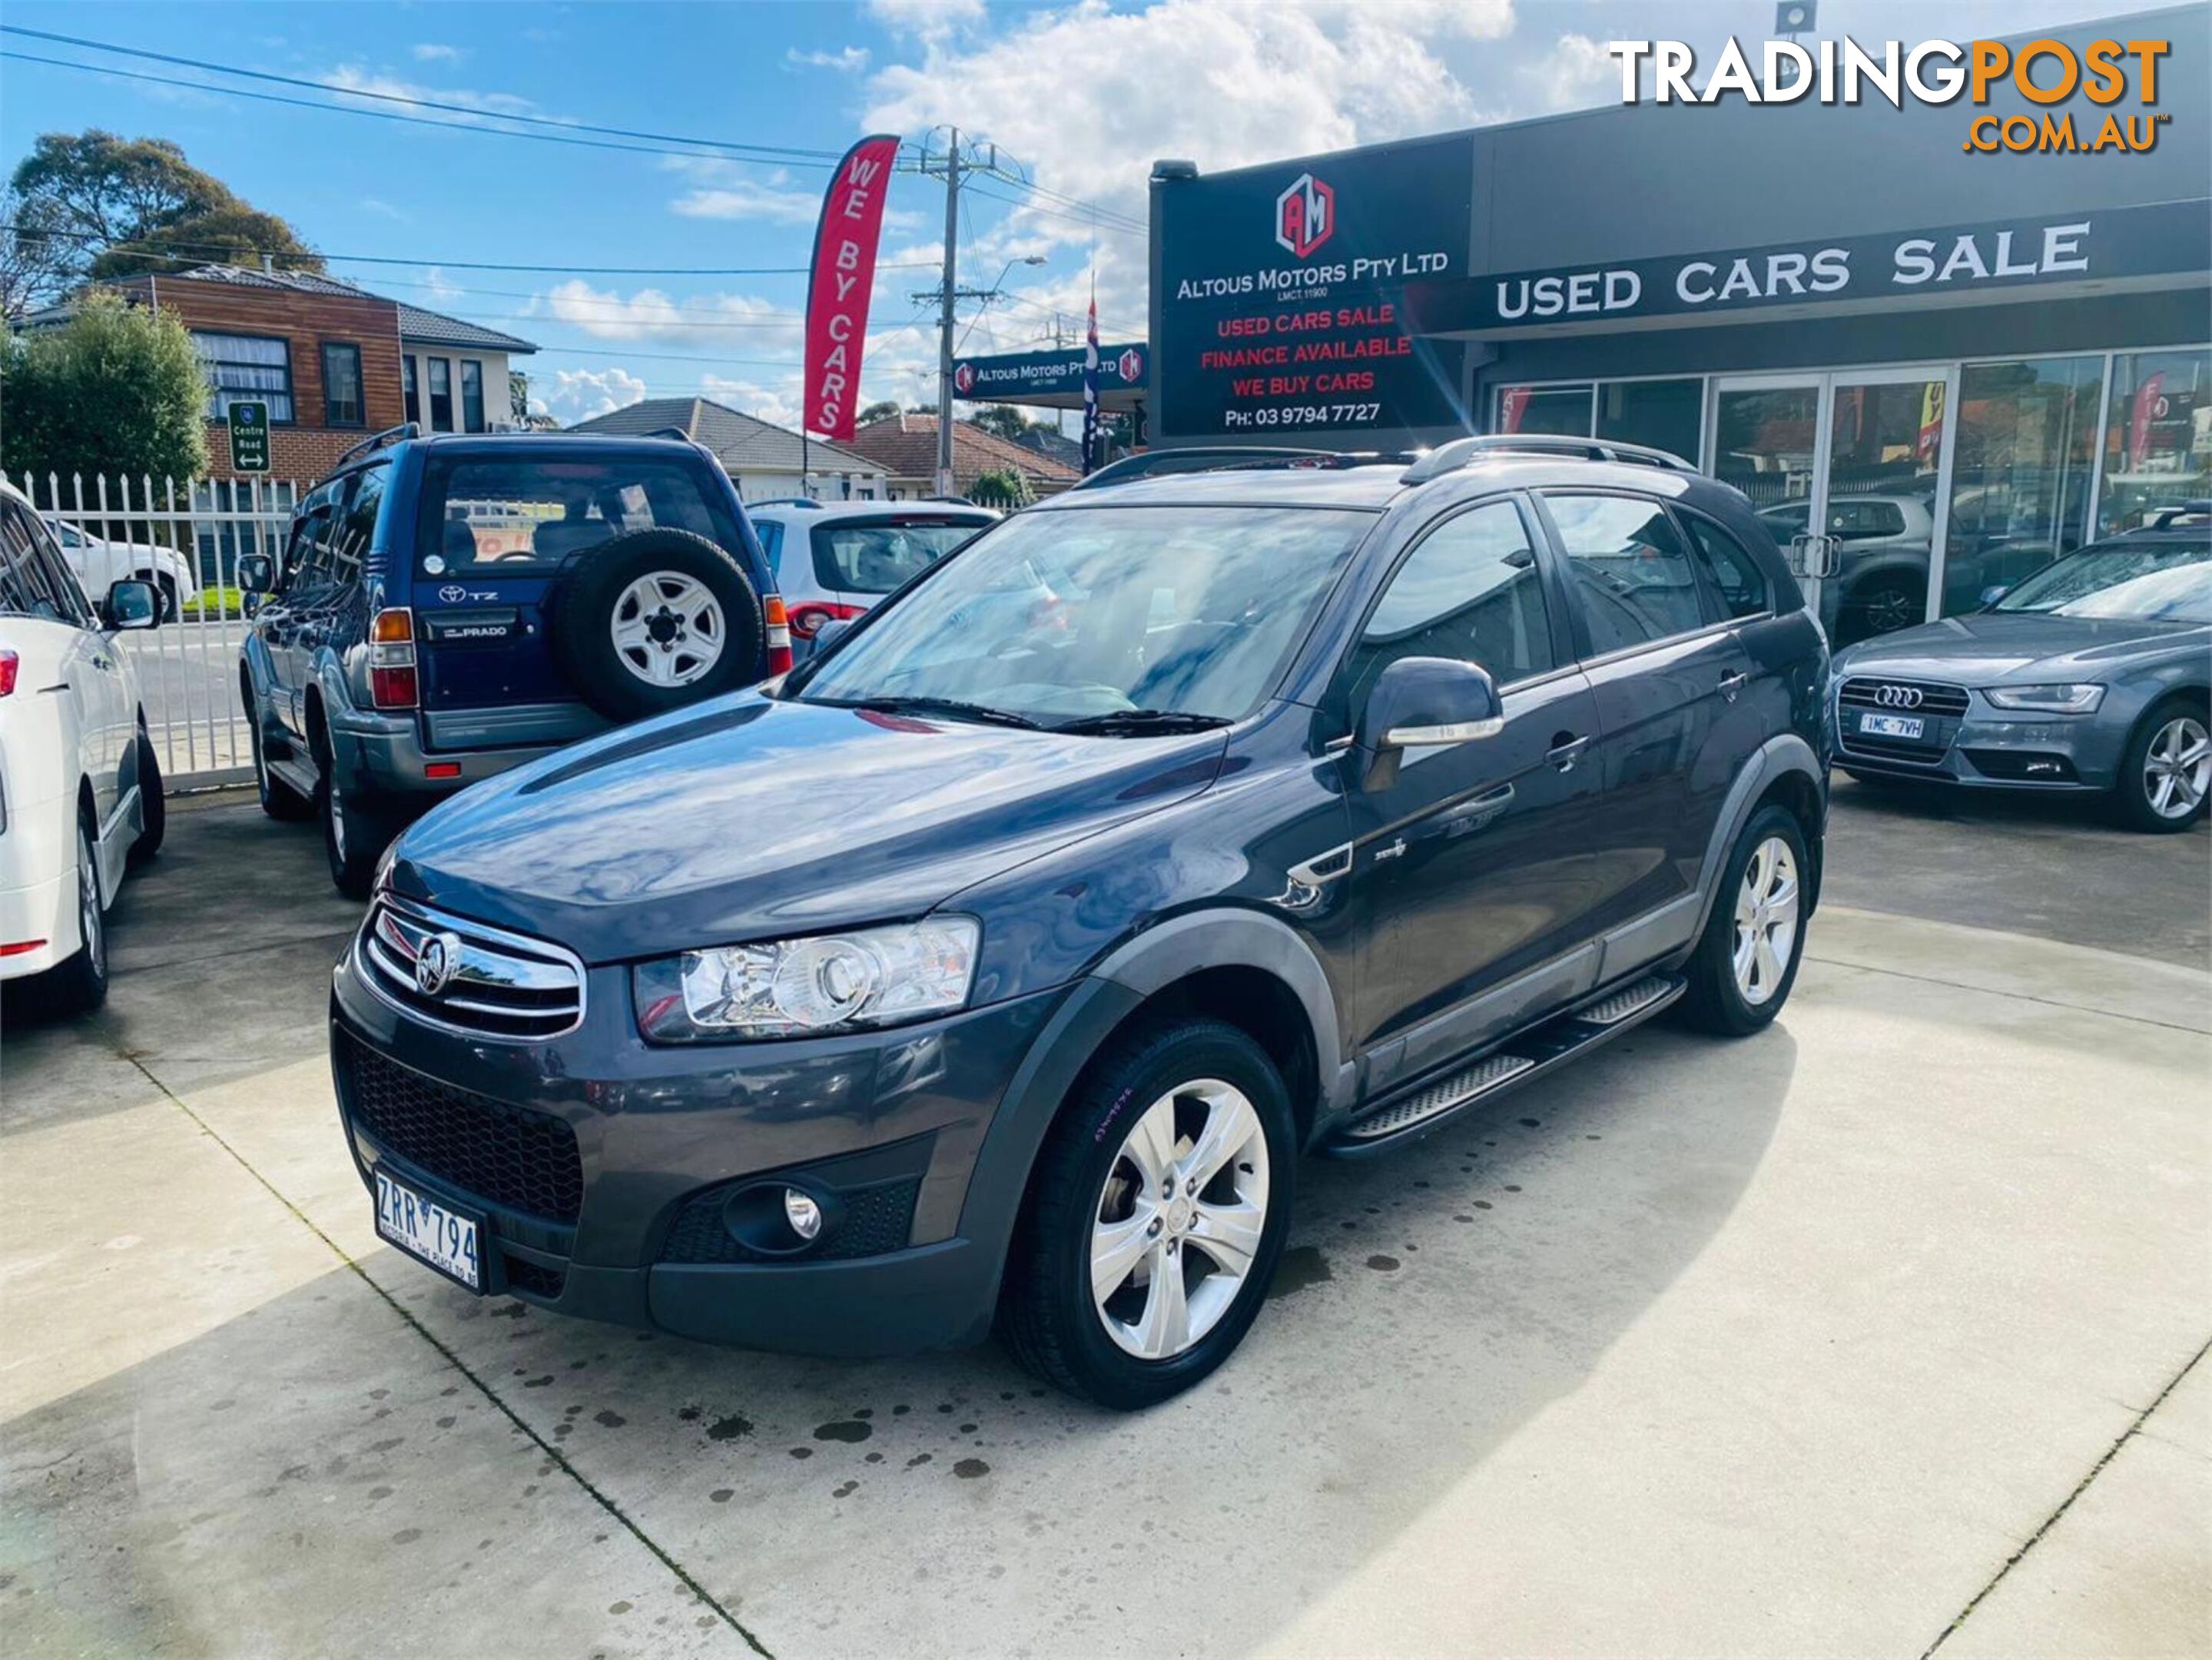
[1547,735,1590,772]
[1719,671,1748,701]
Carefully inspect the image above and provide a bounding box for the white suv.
[0,480,164,1013]
[747,500,997,656]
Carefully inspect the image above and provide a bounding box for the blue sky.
[0,0,2131,430]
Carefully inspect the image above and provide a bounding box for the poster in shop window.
[1153,134,1475,443]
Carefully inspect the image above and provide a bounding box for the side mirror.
[1978,584,2009,609]
[104,577,160,631]
[238,553,275,594]
[1355,656,1502,791]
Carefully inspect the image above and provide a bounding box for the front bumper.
[1834,698,2121,792]
[330,933,1069,1356]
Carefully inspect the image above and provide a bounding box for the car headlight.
[634,917,980,1043]
[1983,683,2105,713]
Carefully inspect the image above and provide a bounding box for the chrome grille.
[1838,677,1971,718]
[358,898,585,1040]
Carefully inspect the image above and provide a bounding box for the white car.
[746,499,997,656]
[45,517,200,620]
[2,480,164,1012]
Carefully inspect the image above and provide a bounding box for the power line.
[0,25,843,165]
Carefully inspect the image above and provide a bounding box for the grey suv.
[333,437,1830,1408]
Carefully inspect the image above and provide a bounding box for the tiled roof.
[567,397,882,475]
[58,264,539,354]
[842,413,1082,485]
[394,303,538,354]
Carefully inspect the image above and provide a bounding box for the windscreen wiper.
[815,694,1040,729]
[1053,709,1233,735]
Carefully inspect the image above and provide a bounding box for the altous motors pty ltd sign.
[1154,134,1474,441]
[804,133,900,443]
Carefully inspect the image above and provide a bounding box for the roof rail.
[1400,433,1698,485]
[638,426,698,443]
[1071,445,1402,491]
[334,422,419,470]
[2148,499,2212,529]
[748,496,823,510]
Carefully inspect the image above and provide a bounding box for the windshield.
[813,516,990,594]
[792,505,1372,726]
[1994,541,2212,623]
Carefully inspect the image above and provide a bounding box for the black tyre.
[48,812,109,1015]
[128,721,164,865]
[549,529,765,723]
[247,692,313,822]
[1676,804,1810,1038]
[143,572,180,622]
[1000,1017,1295,1410]
[2111,695,2210,834]
[317,751,387,901]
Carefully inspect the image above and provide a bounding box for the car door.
[265,480,343,742]
[1537,490,1759,941]
[1336,493,1606,1088]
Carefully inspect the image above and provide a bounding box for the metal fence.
[5,469,303,788]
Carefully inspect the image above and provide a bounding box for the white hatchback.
[0,480,164,1013]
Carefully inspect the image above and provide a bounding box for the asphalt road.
[2,793,2204,1659]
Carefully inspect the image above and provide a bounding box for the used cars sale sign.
[804,133,900,443]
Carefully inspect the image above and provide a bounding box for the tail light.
[786,600,866,641]
[763,596,794,676]
[0,650,17,697]
[369,608,418,710]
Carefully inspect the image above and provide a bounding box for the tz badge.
[1274,173,1335,260]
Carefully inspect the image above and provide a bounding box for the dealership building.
[1139,3,2208,643]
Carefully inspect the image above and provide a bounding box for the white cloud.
[532,281,804,350]
[411,43,465,64]
[358,196,407,220]
[535,367,648,424]
[669,180,824,226]
[787,46,871,73]
[323,65,538,121]
[864,0,986,42]
[1517,32,1616,113]
[422,266,466,304]
[700,374,806,431]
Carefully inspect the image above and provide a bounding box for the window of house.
[460,360,486,433]
[427,358,453,432]
[191,331,293,423]
[322,342,364,428]
[402,357,420,426]
[1546,493,1710,654]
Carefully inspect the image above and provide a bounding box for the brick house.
[38,264,537,483]
[841,413,1081,500]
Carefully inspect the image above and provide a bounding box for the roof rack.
[2147,500,2212,529]
[1400,433,1698,485]
[748,496,824,510]
[1071,445,1403,492]
[333,422,419,470]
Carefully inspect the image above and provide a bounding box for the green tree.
[968,467,1033,510]
[856,399,902,425]
[0,290,209,480]
[967,404,1033,441]
[8,131,320,304]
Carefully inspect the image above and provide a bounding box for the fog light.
[783,1189,824,1242]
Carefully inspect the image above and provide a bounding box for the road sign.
[227,401,271,473]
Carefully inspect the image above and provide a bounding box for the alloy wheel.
[77,825,103,980]
[1090,1079,1271,1360]
[2143,715,2210,821]
[1731,835,1799,1007]
[610,572,726,688]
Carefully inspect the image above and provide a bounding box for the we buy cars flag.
[804,134,900,443]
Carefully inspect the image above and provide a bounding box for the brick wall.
[129,275,407,483]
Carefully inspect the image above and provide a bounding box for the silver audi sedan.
[1830,508,2210,832]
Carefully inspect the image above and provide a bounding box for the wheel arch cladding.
[1694,734,1826,941]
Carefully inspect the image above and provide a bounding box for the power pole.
[933,127,962,496]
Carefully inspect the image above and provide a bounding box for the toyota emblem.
[1872,684,1924,709]
[414,931,463,997]
[439,584,467,603]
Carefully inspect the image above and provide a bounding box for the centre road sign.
[227,400,271,473]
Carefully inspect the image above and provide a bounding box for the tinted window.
[284,480,346,589]
[322,342,363,427]
[1346,502,1553,707]
[1680,513,1770,620]
[812,516,991,595]
[421,457,739,575]
[332,465,386,585]
[753,520,785,576]
[1,502,80,622]
[1547,493,1709,654]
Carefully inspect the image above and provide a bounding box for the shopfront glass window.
[1497,383,1593,437]
[1939,356,2103,616]
[1596,378,1703,464]
[2098,349,2210,536]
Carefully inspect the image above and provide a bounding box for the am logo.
[1274,172,1335,260]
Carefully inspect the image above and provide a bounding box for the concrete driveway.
[3,792,2205,1658]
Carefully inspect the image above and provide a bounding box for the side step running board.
[1325,974,1683,1156]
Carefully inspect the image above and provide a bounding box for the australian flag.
[1080,294,1101,475]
